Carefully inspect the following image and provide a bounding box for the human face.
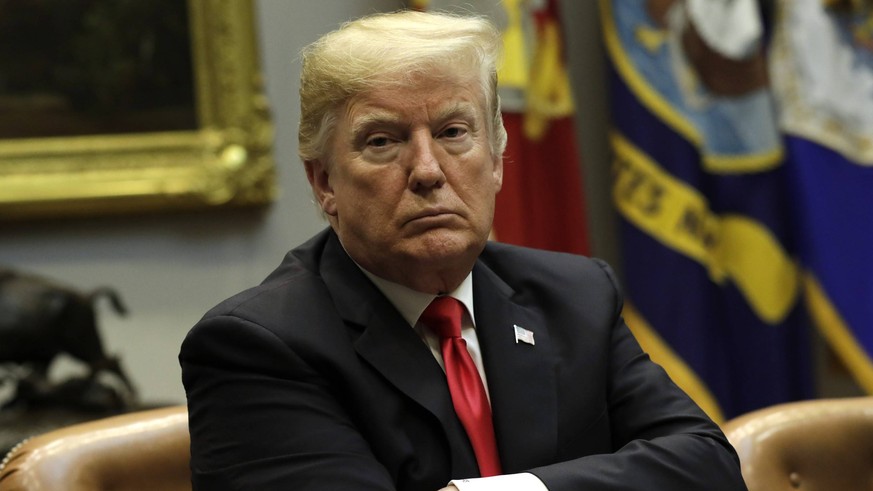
[305,75,503,293]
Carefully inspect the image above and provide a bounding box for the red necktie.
[420,296,502,477]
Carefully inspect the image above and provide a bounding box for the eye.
[360,132,400,162]
[367,135,392,147]
[440,126,468,139]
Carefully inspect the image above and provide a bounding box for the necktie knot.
[420,296,464,339]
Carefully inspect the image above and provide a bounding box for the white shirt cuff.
[450,472,548,491]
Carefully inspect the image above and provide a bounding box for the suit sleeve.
[180,314,396,490]
[529,259,748,491]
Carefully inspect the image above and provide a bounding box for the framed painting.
[0,0,275,220]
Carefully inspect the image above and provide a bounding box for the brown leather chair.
[721,396,873,491]
[0,405,190,491]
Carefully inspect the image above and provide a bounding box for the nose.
[407,130,446,192]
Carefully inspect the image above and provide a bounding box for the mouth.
[405,208,459,226]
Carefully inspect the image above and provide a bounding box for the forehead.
[342,75,486,128]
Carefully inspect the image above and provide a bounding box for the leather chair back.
[0,405,190,491]
[722,396,873,491]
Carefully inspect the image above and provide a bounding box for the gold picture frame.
[0,0,275,220]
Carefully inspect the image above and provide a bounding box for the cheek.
[334,167,405,212]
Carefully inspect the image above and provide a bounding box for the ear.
[492,153,504,193]
[304,159,337,216]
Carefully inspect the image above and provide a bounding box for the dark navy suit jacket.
[180,228,746,490]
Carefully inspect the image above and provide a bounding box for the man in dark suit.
[180,9,747,491]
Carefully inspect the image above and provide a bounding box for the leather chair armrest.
[0,405,190,491]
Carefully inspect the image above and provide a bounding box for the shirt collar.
[358,267,476,328]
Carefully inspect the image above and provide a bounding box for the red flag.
[410,0,589,254]
[492,0,588,254]
[497,116,588,254]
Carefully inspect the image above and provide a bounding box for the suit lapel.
[317,233,479,476]
[473,261,558,473]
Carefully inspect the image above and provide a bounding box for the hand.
[438,486,459,491]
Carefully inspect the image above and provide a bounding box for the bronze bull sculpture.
[0,268,136,410]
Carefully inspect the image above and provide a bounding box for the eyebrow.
[349,110,403,138]
[433,102,481,129]
[348,101,481,138]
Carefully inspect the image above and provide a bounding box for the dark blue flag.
[601,0,814,420]
[769,0,873,394]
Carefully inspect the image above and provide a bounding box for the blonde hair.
[298,10,506,164]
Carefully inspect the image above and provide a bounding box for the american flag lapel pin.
[514,324,535,345]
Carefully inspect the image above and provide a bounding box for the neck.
[370,258,472,294]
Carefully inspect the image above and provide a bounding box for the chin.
[406,229,485,262]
